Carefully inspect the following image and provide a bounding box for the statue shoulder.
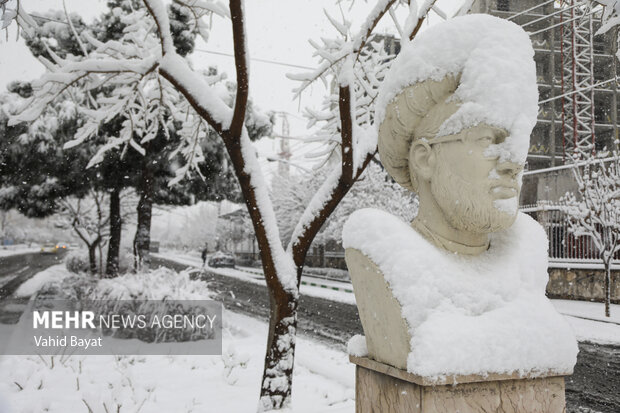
[343,208,415,251]
[512,211,548,248]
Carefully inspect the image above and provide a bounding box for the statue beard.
[430,159,517,235]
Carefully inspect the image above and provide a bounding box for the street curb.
[300,280,353,293]
[237,266,354,293]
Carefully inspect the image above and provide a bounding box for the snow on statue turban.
[376,14,539,192]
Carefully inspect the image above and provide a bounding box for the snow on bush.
[91,267,212,301]
[116,251,135,274]
[221,344,250,385]
[343,209,578,378]
[21,264,216,342]
[65,250,90,274]
[87,267,216,342]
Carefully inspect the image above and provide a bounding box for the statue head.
[379,77,523,236]
[375,14,538,253]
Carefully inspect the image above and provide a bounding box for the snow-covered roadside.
[13,265,71,297]
[0,246,41,258]
[552,300,620,346]
[552,299,620,324]
[0,310,354,413]
[153,251,356,305]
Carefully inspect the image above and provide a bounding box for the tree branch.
[354,0,397,62]
[339,85,354,182]
[159,54,229,135]
[409,0,440,40]
[290,150,375,271]
[143,0,175,55]
[229,0,249,138]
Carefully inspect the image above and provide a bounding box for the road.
[152,256,620,413]
[0,251,65,300]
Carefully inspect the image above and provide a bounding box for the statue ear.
[409,140,436,183]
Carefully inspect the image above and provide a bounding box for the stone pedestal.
[350,356,567,413]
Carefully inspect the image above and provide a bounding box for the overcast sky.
[0,0,460,177]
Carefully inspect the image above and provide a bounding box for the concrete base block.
[351,356,567,413]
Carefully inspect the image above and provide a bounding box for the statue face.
[428,124,523,234]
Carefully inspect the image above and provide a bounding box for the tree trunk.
[134,154,154,271]
[258,277,298,411]
[605,260,611,318]
[105,187,122,278]
[98,243,104,277]
[88,242,98,275]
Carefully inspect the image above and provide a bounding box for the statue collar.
[410,219,489,256]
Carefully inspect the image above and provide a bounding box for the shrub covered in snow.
[88,267,217,343]
[117,251,135,274]
[30,266,216,343]
[35,275,96,301]
[64,250,90,274]
[91,267,212,301]
[64,249,134,275]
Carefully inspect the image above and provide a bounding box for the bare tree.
[10,0,446,408]
[561,154,620,317]
[58,191,109,274]
[56,189,137,276]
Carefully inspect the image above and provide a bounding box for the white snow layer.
[347,335,368,358]
[376,14,538,165]
[343,209,578,378]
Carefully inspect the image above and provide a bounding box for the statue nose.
[496,161,523,177]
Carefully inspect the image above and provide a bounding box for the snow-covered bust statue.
[344,14,578,380]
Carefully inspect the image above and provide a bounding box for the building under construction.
[470,0,619,201]
[471,0,620,263]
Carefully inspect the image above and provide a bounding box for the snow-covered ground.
[0,245,40,258]
[1,260,619,412]
[552,300,620,346]
[0,311,354,413]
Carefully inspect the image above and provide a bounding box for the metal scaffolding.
[559,0,596,159]
[506,0,609,162]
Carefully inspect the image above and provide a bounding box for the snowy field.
[0,261,619,412]
[0,311,354,413]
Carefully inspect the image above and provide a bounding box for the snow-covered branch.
[144,0,175,55]
[285,1,450,264]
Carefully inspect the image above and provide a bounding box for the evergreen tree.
[5,3,273,274]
